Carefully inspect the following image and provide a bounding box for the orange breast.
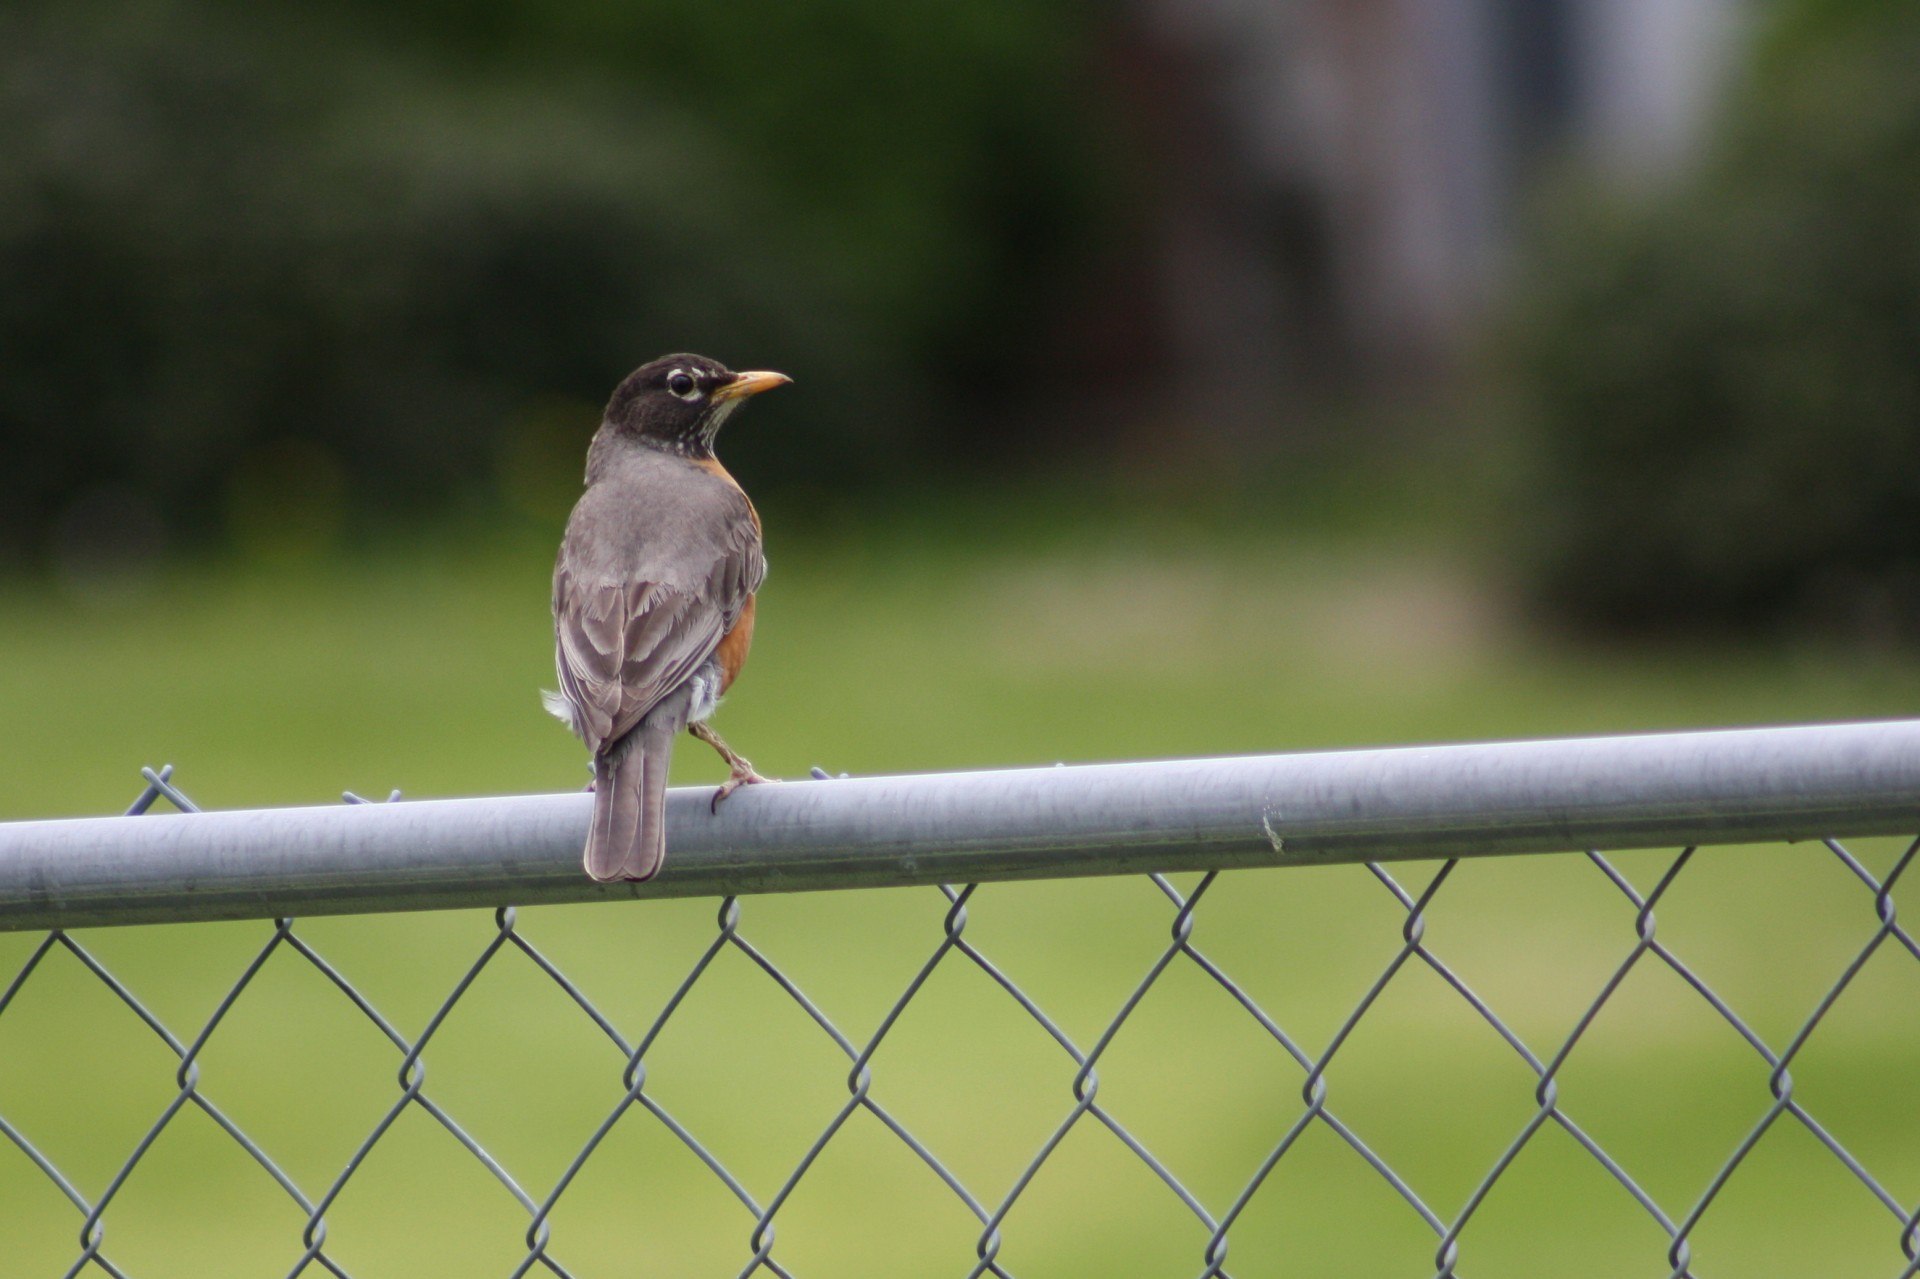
[690,453,759,692]
[714,595,756,693]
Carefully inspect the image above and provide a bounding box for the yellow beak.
[712,370,792,402]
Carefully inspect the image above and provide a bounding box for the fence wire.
[2,764,1918,1277]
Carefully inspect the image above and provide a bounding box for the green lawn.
[2,509,1918,1276]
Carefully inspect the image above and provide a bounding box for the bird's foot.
[711,762,774,813]
[691,721,773,810]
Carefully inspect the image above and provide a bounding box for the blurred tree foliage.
[1507,1,1920,637]
[0,0,1123,558]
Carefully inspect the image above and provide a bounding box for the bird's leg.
[690,721,773,811]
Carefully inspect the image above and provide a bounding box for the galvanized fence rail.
[2,719,1918,1277]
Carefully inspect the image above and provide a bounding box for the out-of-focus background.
[4,0,1920,1274]
[6,0,1920,647]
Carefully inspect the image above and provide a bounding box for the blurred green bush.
[1506,4,1920,637]
[0,0,1121,559]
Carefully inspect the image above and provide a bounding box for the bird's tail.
[585,720,676,882]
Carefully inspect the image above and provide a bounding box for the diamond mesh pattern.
[2,766,1917,1276]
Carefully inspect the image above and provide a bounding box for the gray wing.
[553,505,764,754]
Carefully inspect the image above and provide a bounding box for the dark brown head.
[604,353,790,457]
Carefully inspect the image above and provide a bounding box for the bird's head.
[604,353,790,457]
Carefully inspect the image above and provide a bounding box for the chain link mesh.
[2,765,1917,1276]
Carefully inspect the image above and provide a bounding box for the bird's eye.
[666,370,700,400]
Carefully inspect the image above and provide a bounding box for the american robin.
[546,353,789,882]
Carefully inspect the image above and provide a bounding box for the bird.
[545,353,788,882]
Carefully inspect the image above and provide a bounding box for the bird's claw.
[711,766,774,813]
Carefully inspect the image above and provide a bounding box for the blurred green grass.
[2,508,1919,1275]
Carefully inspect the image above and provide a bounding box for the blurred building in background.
[1119,0,1741,439]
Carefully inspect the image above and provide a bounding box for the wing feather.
[551,500,763,755]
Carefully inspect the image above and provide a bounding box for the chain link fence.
[3,727,1919,1276]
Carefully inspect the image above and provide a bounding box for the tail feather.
[585,721,676,882]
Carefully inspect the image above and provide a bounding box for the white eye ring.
[666,369,700,400]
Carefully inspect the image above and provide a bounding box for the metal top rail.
[2,719,1917,931]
